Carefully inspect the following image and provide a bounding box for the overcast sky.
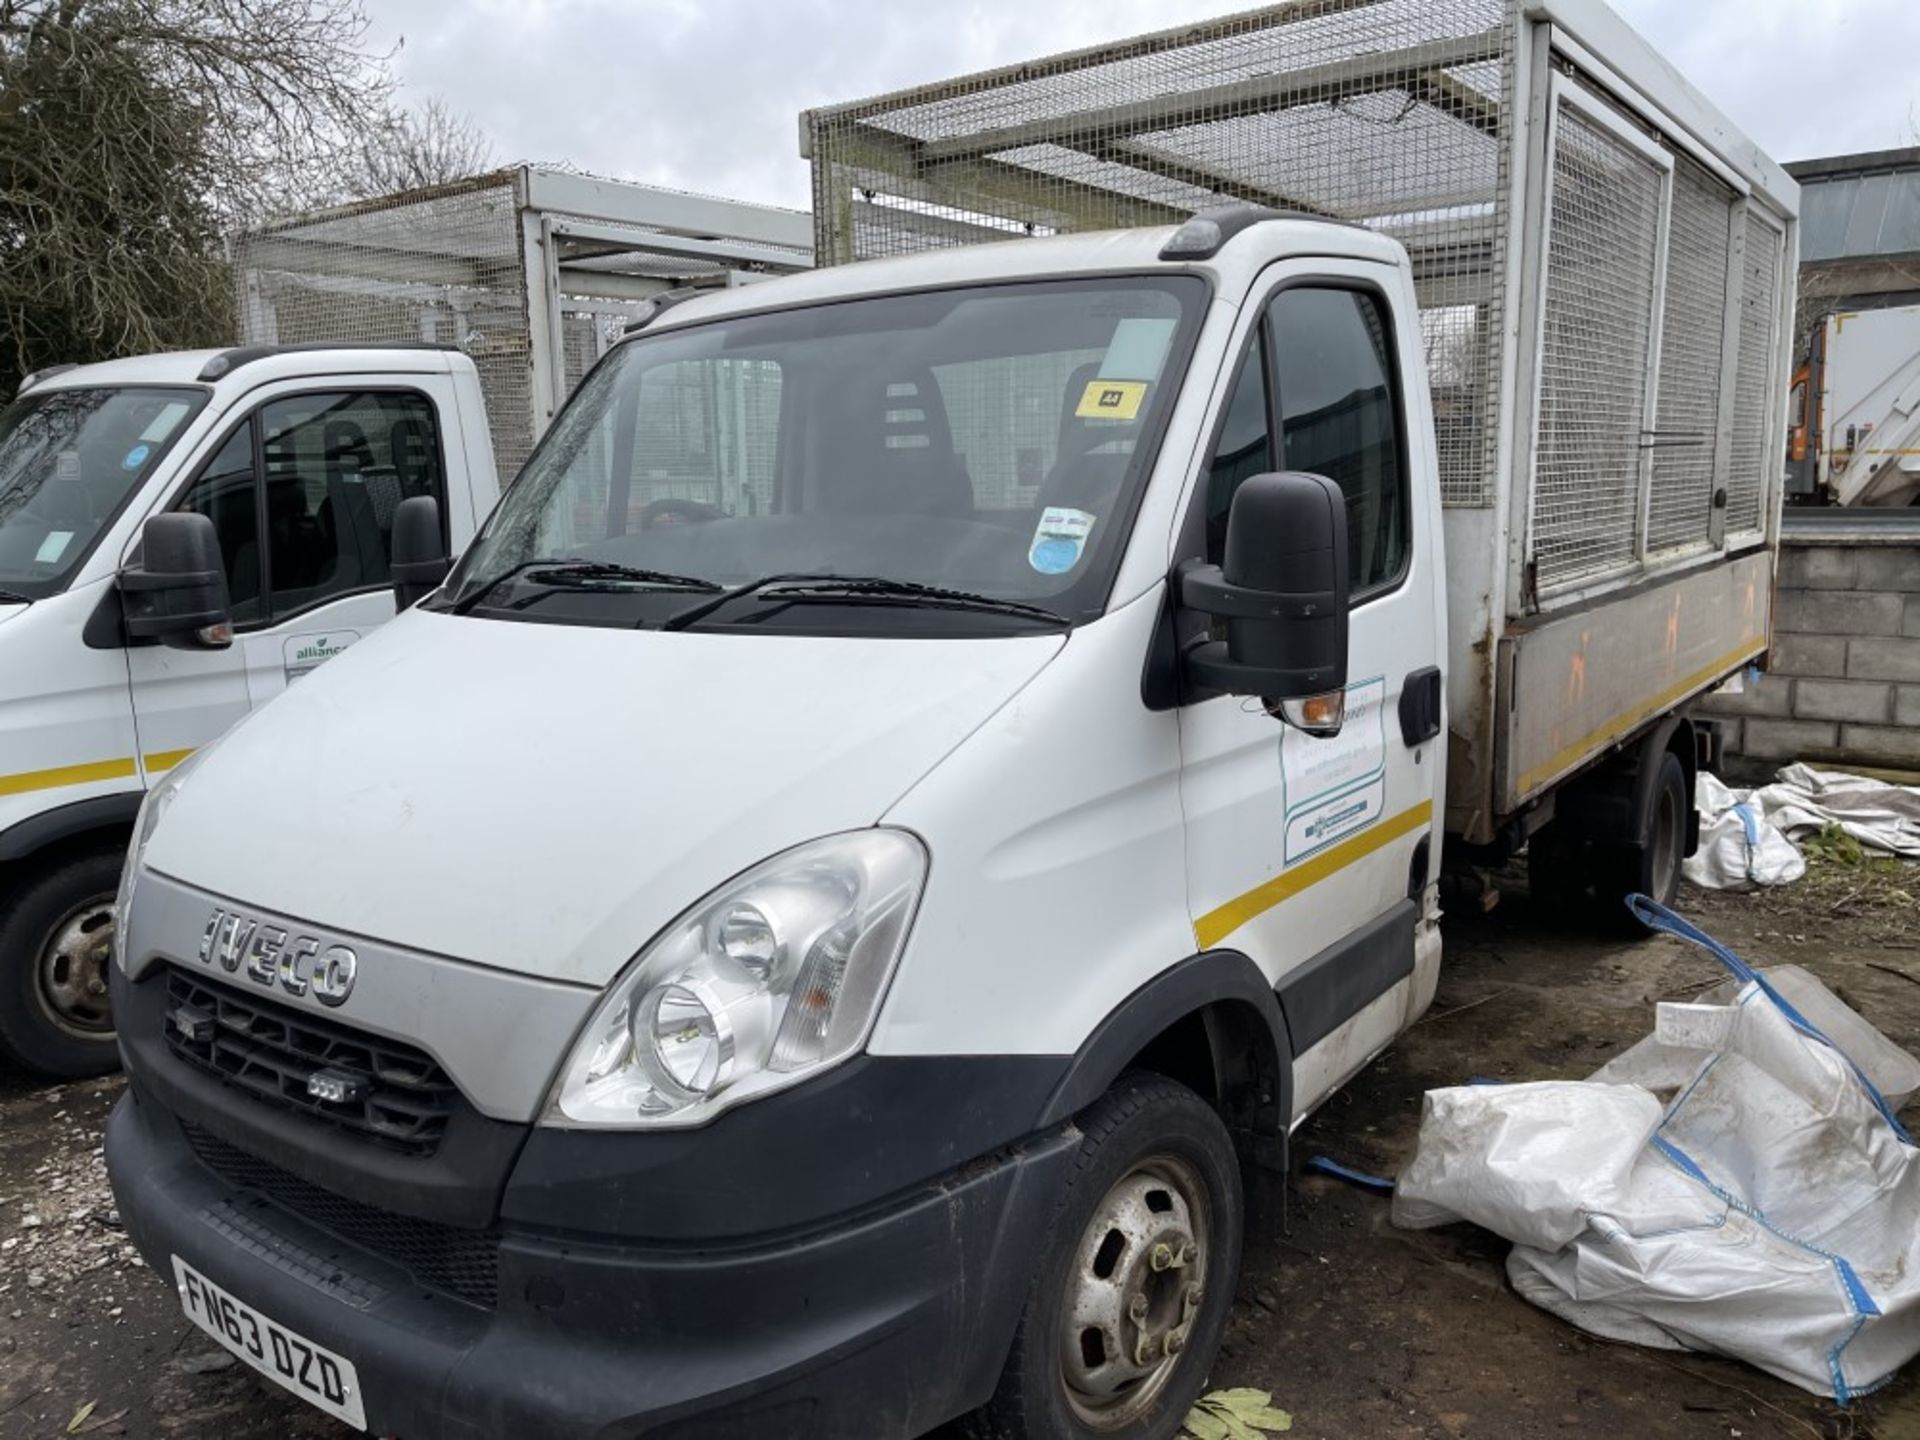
[366,0,1919,212]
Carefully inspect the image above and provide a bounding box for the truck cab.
[108,217,1449,1440]
[0,346,498,1075]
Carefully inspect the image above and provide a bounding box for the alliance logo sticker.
[283,631,359,682]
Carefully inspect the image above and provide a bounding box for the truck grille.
[182,1122,500,1309]
[163,967,458,1157]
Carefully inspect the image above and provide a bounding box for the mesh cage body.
[1530,105,1665,590]
[233,175,537,478]
[805,0,1518,510]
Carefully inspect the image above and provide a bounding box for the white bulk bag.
[1393,901,1919,1402]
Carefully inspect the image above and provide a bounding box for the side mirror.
[1180,471,1350,732]
[390,495,450,609]
[121,513,233,650]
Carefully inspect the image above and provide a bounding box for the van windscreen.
[447,277,1205,632]
[0,386,207,600]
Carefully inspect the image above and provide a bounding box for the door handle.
[1399,667,1443,746]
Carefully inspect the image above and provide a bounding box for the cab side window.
[1268,287,1408,595]
[177,427,265,625]
[1200,328,1275,567]
[258,392,446,622]
[177,391,448,630]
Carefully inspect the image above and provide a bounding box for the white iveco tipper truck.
[106,2,1795,1437]
[0,346,498,1075]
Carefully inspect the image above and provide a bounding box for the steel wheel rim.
[1057,1152,1211,1430]
[34,894,117,1039]
[1652,781,1682,903]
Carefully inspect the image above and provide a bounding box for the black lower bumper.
[108,1088,1077,1439]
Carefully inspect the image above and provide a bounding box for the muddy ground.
[2,857,1917,1440]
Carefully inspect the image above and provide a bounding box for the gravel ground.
[2,858,1917,1440]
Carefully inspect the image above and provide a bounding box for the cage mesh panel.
[1530,106,1663,592]
[1727,210,1784,537]
[233,177,535,479]
[1647,156,1734,556]
[805,0,1515,508]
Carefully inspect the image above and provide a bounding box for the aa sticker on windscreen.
[1075,380,1148,421]
[1029,507,1097,575]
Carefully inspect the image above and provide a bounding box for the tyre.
[1594,751,1690,932]
[969,1074,1243,1440]
[0,845,127,1077]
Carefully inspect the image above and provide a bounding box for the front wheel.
[0,846,127,1077]
[970,1074,1243,1440]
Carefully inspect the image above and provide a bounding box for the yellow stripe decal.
[1193,801,1433,951]
[143,748,197,775]
[1515,641,1766,798]
[0,756,139,798]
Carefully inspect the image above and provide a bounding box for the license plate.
[172,1256,367,1431]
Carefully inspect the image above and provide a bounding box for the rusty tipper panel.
[1496,551,1772,812]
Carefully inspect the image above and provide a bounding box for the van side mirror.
[1179,471,1350,732]
[390,495,449,609]
[121,513,233,650]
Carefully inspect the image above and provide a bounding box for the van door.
[125,380,455,775]
[1177,262,1441,1120]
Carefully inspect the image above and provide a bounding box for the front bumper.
[109,1087,1077,1439]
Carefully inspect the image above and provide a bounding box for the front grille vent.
[163,966,458,1156]
[181,1122,499,1308]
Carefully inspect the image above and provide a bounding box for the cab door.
[1176,261,1443,1120]
[125,380,455,775]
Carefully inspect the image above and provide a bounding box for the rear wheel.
[1527,749,1690,933]
[0,845,126,1077]
[969,1074,1242,1440]
[1596,750,1689,927]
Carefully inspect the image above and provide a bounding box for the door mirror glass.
[390,495,449,608]
[1180,470,1350,714]
[121,513,233,649]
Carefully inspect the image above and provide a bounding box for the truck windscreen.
[0,386,207,600]
[449,276,1206,632]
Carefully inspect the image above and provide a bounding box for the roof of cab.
[17,343,467,397]
[648,215,1404,335]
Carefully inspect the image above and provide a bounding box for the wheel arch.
[0,793,141,870]
[1036,951,1290,1169]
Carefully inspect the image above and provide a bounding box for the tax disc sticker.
[1029,506,1096,575]
[1074,380,1148,422]
[122,444,151,471]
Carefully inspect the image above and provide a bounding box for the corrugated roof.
[1791,150,1920,262]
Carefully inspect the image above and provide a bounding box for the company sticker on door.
[284,631,360,683]
[1280,676,1387,865]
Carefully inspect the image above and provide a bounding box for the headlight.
[547,829,927,1129]
[112,749,208,971]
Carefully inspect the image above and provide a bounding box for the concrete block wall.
[1700,538,1920,771]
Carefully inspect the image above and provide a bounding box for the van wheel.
[969,1075,1242,1440]
[1595,751,1690,931]
[0,846,126,1078]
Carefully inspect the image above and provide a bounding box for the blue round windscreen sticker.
[122,444,151,471]
[1030,537,1081,574]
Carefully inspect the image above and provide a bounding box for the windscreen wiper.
[661,573,1066,631]
[450,560,720,616]
[0,588,30,604]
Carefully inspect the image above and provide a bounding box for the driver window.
[1199,327,1275,566]
[176,425,264,625]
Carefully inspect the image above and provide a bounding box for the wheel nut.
[1166,1332,1185,1356]
[1129,1293,1148,1322]
[1150,1242,1174,1272]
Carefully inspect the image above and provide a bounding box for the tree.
[0,0,396,389]
[338,96,495,201]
